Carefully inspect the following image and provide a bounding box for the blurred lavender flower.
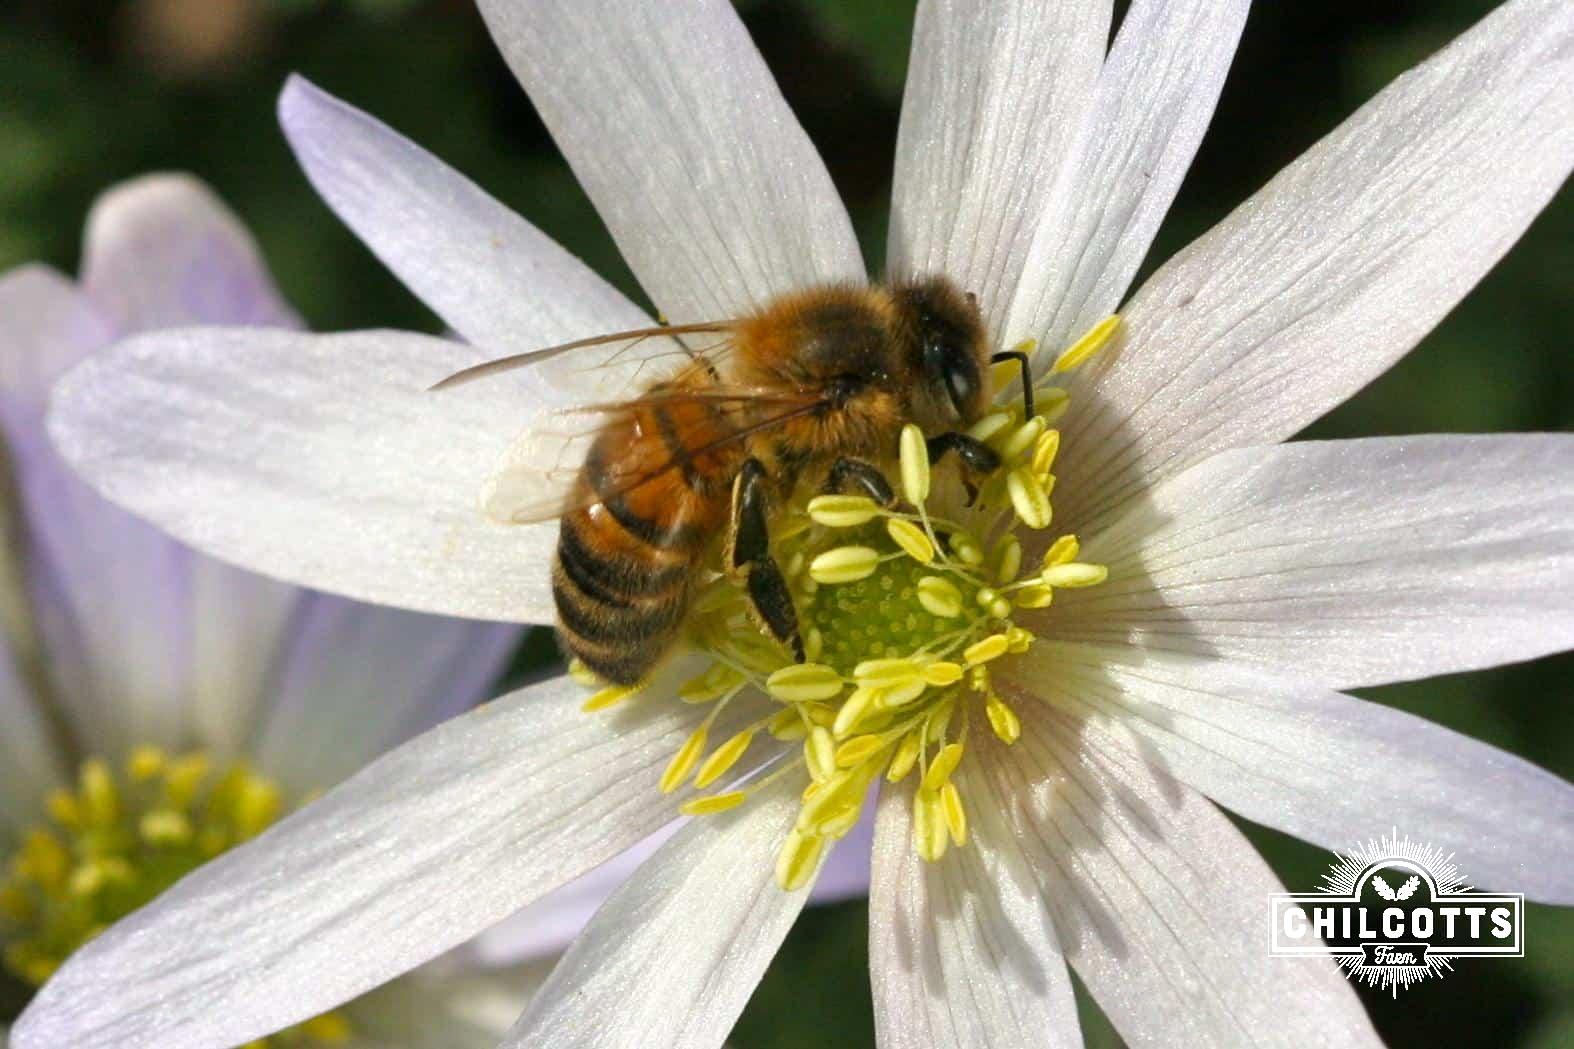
[0,174,540,1047]
[14,0,1574,1048]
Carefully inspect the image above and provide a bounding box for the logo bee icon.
[431,277,1035,685]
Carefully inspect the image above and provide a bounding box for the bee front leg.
[822,457,896,507]
[926,432,1001,505]
[728,458,805,662]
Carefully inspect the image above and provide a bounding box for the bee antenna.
[990,350,1034,419]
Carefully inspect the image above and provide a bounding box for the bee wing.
[481,386,828,526]
[429,321,740,397]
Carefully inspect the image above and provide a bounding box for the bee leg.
[926,432,1001,506]
[822,457,896,507]
[990,350,1034,418]
[729,458,805,662]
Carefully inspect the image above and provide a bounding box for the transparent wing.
[430,321,740,399]
[481,385,828,526]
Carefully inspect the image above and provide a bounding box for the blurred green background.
[2,0,1569,1046]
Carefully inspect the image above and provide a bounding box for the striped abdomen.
[553,385,740,684]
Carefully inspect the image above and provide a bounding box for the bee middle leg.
[822,457,896,506]
[728,458,805,662]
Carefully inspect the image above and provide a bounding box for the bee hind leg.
[728,458,805,662]
[822,457,896,506]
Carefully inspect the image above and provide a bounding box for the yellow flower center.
[1,748,353,1046]
[576,317,1120,891]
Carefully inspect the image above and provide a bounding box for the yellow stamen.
[807,494,881,528]
[898,423,930,505]
[694,729,755,789]
[809,546,881,584]
[1053,314,1121,372]
[885,518,935,563]
[659,726,709,794]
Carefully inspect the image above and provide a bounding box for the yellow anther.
[1031,429,1062,476]
[809,545,881,584]
[680,791,748,816]
[964,634,1011,666]
[767,706,808,741]
[79,758,118,826]
[1014,585,1054,608]
[163,754,211,809]
[126,745,167,783]
[766,663,845,703]
[804,626,824,662]
[948,530,985,566]
[805,726,838,783]
[832,686,881,737]
[998,415,1045,462]
[898,424,931,505]
[885,518,935,564]
[990,535,1023,585]
[926,698,957,744]
[941,782,968,846]
[659,726,709,794]
[852,658,920,688]
[1006,626,1035,654]
[679,664,743,704]
[568,659,601,686]
[582,683,640,712]
[921,743,965,793]
[1040,534,1080,568]
[807,494,881,528]
[921,661,963,687]
[966,411,1014,444]
[986,694,1022,744]
[694,729,756,789]
[880,678,928,708]
[139,809,193,846]
[834,735,886,768]
[46,790,81,829]
[1053,314,1120,373]
[915,576,963,618]
[776,829,827,891]
[912,789,949,861]
[1040,562,1108,588]
[887,733,921,782]
[1035,386,1071,424]
[68,862,108,898]
[1006,467,1052,530]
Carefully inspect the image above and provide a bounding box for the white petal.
[475,0,863,322]
[49,326,563,624]
[81,173,299,332]
[502,772,810,1049]
[1063,435,1574,688]
[888,0,1110,332]
[278,77,651,363]
[477,800,872,964]
[11,669,765,1049]
[994,709,1379,1046]
[1003,0,1249,353]
[1055,0,1574,530]
[869,765,1080,1049]
[251,593,521,793]
[1007,641,1574,902]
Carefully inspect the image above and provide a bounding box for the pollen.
[575,318,1118,889]
[1,749,355,1045]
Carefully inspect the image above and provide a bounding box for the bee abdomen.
[552,513,697,685]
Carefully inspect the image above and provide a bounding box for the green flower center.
[1,749,353,1045]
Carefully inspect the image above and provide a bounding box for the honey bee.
[431,275,1034,685]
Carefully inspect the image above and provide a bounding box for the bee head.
[892,276,991,431]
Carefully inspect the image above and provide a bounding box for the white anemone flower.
[0,174,595,1047]
[16,0,1574,1046]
